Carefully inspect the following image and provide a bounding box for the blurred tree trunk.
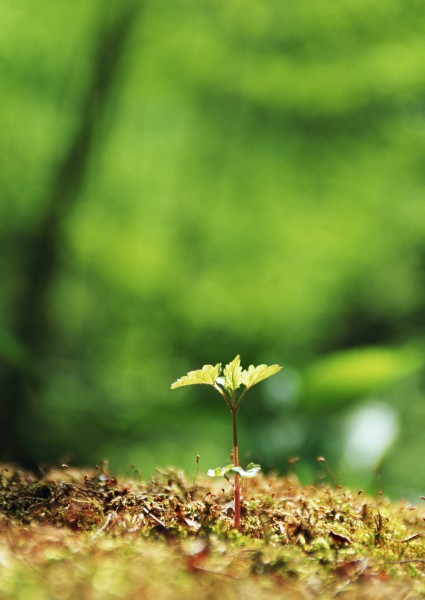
[0,1,141,467]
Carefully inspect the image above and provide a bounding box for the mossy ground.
[0,465,424,599]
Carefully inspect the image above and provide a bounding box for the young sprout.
[171,355,282,530]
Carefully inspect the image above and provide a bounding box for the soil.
[0,464,424,599]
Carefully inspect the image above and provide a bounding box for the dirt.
[0,464,424,599]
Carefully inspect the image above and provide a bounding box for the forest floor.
[0,464,424,599]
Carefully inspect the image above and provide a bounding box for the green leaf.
[230,463,262,478]
[207,464,235,478]
[223,355,243,392]
[241,363,282,390]
[207,463,261,479]
[207,467,227,477]
[171,363,221,389]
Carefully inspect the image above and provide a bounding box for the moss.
[0,465,423,599]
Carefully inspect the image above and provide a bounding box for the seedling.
[171,355,282,530]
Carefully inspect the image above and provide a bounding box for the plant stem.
[231,407,241,531]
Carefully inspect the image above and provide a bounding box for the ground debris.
[0,464,424,599]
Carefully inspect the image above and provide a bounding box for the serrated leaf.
[241,363,282,389]
[171,363,221,389]
[223,355,243,392]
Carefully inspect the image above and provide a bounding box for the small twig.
[386,559,425,565]
[400,533,422,543]
[141,506,167,528]
[94,511,117,537]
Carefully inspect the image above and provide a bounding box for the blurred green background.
[1,0,425,499]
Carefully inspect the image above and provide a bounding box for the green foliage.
[171,363,222,388]
[303,346,423,410]
[171,354,282,409]
[172,355,281,528]
[223,354,243,392]
[241,363,283,390]
[1,0,425,494]
[171,355,281,474]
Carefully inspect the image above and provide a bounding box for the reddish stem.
[231,407,241,531]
